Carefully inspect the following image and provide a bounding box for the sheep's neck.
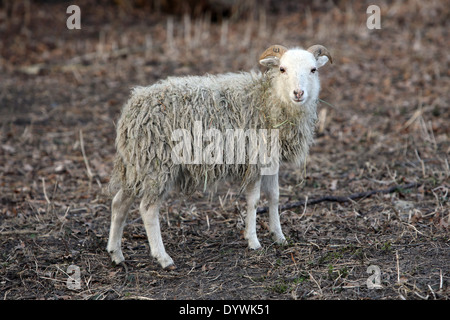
[257,73,309,130]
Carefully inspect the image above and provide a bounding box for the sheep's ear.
[307,45,332,69]
[316,56,329,69]
[259,57,281,68]
[259,45,287,68]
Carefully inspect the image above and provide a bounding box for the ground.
[0,0,448,300]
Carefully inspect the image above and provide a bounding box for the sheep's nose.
[293,89,304,99]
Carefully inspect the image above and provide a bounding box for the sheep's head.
[259,44,332,106]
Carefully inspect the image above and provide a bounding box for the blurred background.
[0,0,448,300]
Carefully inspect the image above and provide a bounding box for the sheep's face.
[260,46,331,106]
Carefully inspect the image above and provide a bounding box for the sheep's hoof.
[164,263,177,271]
[109,250,125,265]
[158,255,175,270]
[272,234,288,246]
[248,240,262,250]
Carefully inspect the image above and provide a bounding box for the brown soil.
[0,0,448,300]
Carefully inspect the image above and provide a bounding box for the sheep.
[107,44,332,269]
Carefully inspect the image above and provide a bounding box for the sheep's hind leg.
[140,198,174,269]
[107,189,135,264]
[244,178,262,250]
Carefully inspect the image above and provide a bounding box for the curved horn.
[307,45,333,64]
[259,44,288,61]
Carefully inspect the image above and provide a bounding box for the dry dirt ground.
[0,0,448,300]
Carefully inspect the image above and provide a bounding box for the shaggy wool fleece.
[109,69,317,203]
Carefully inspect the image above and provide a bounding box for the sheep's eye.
[311,68,317,74]
[279,67,286,73]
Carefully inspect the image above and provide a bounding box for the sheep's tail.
[108,155,127,197]
[108,90,142,198]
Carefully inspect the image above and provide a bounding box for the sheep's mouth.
[292,97,305,104]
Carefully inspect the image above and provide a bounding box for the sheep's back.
[113,72,265,198]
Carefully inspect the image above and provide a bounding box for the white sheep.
[107,44,332,269]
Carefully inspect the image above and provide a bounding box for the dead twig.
[257,182,421,214]
[79,130,93,182]
[0,229,38,236]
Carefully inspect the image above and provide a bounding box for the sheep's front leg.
[262,174,286,245]
[139,199,174,269]
[244,178,262,249]
[107,189,135,264]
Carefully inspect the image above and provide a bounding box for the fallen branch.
[0,229,38,236]
[257,182,421,214]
